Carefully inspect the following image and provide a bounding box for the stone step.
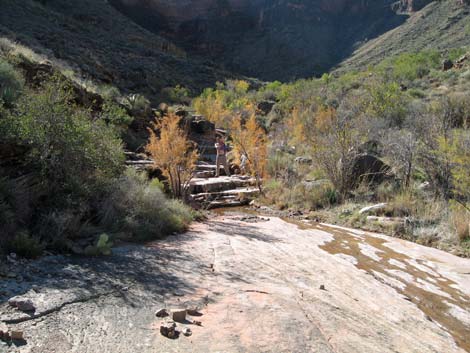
[194,171,215,179]
[197,144,217,153]
[206,199,248,209]
[191,187,260,201]
[189,176,256,194]
[199,154,218,163]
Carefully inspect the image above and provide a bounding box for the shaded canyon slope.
[109,0,411,81]
[0,0,235,101]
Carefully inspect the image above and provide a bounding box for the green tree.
[5,78,124,201]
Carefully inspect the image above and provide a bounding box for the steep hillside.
[0,0,234,101]
[338,0,470,72]
[110,0,408,81]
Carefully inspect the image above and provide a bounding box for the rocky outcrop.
[395,0,433,12]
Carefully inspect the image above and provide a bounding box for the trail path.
[1,212,470,353]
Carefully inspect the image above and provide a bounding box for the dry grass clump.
[450,206,470,242]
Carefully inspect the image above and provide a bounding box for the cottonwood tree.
[146,113,199,199]
[230,110,267,192]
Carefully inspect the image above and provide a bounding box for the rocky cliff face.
[395,0,433,12]
[110,0,407,80]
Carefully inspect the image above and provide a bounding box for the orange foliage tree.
[230,110,267,191]
[146,113,199,199]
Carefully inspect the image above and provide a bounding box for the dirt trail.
[1,212,469,353]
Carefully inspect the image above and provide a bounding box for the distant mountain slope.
[0,0,234,101]
[337,0,470,72]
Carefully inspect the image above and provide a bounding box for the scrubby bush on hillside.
[0,59,24,107]
[99,169,193,241]
[2,77,125,203]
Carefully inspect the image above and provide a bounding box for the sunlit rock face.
[110,0,408,80]
[395,0,433,12]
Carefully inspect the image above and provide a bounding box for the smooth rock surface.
[1,214,469,352]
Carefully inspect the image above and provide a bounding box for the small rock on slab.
[319,285,326,290]
[160,322,179,339]
[171,309,187,323]
[8,298,35,312]
[155,308,169,318]
[182,327,192,337]
[187,308,203,317]
[10,331,24,340]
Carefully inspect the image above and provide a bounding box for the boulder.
[257,101,276,115]
[442,59,454,71]
[366,216,404,226]
[295,157,313,164]
[190,116,215,134]
[456,54,468,65]
[347,154,392,187]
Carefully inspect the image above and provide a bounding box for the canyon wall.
[109,1,450,80]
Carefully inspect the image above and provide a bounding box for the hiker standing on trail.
[215,136,231,177]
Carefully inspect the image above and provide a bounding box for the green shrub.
[266,151,296,183]
[150,178,165,191]
[35,210,85,250]
[100,100,133,132]
[161,85,191,104]
[84,233,113,256]
[99,169,193,241]
[0,175,34,237]
[448,47,467,62]
[4,77,125,203]
[0,59,24,107]
[379,51,440,82]
[98,85,121,101]
[5,232,44,258]
[123,93,151,116]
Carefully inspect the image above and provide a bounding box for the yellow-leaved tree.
[146,113,199,199]
[230,109,267,192]
[192,88,230,128]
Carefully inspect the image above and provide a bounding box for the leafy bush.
[3,77,125,203]
[35,210,87,250]
[380,51,440,81]
[0,59,24,107]
[100,100,133,132]
[161,85,191,104]
[0,175,35,237]
[4,232,44,258]
[99,169,193,241]
[84,233,113,256]
[123,93,151,116]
